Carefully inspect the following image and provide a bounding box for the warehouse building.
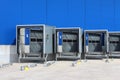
[0,0,120,63]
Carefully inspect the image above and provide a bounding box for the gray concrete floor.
[0,59,120,80]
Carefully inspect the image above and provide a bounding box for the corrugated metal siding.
[0,0,120,44]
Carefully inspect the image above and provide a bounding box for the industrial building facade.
[0,0,120,62]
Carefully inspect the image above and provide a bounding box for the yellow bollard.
[77,60,81,64]
[24,66,29,71]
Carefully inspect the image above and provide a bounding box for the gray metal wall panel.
[44,26,54,54]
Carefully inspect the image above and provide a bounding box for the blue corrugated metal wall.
[0,0,120,45]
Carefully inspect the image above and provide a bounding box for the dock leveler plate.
[109,32,120,58]
[55,27,82,60]
[16,24,55,62]
[84,30,109,59]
